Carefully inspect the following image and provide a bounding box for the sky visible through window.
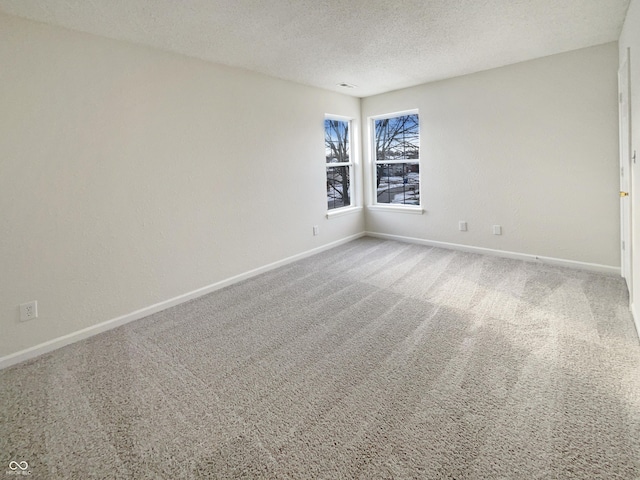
[375,114,419,161]
[325,120,349,163]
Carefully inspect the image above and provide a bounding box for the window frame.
[324,114,357,214]
[369,109,423,213]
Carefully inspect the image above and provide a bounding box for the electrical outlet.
[493,225,502,235]
[459,221,467,232]
[19,301,38,322]
[313,225,319,236]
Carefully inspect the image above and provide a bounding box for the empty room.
[1,0,639,478]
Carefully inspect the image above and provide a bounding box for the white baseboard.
[0,233,366,370]
[365,231,621,276]
[1,230,624,369]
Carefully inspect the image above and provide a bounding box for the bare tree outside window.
[374,113,420,205]
[325,118,352,209]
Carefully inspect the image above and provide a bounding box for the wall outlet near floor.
[19,300,38,321]
[313,225,319,236]
[459,221,467,232]
[493,225,502,235]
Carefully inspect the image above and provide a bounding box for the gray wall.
[362,43,620,267]
[0,13,363,358]
[0,12,624,360]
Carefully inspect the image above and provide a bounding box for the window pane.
[375,114,419,161]
[327,166,351,210]
[376,163,419,205]
[325,119,350,164]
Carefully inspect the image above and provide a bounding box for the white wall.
[0,14,363,358]
[0,12,625,362]
[619,0,640,332]
[362,43,620,268]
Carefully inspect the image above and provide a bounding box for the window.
[325,117,352,210]
[373,112,420,206]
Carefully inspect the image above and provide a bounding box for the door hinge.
[622,241,626,251]
[620,92,623,103]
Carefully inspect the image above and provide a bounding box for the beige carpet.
[1,238,639,479]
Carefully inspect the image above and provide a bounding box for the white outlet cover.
[459,221,467,232]
[493,225,502,235]
[19,301,38,321]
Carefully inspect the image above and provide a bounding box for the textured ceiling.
[0,0,630,97]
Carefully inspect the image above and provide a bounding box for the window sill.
[326,206,363,219]
[367,205,424,215]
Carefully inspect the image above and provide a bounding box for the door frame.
[619,47,633,304]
